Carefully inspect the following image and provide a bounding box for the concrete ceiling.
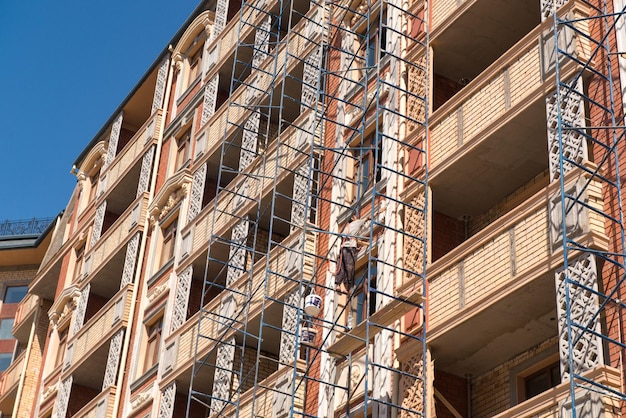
[432,0,540,84]
[431,98,548,219]
[429,271,557,376]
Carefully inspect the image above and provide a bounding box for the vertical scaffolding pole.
[550,0,626,414]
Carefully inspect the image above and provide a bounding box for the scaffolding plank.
[327,291,423,357]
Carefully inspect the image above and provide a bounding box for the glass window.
[144,317,163,372]
[160,219,178,267]
[0,353,12,371]
[175,130,191,171]
[524,362,560,399]
[354,131,382,197]
[55,328,68,368]
[0,319,15,339]
[4,286,28,304]
[351,263,377,326]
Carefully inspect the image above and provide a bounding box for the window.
[349,262,377,328]
[188,47,203,84]
[354,16,387,79]
[0,319,14,339]
[160,218,178,267]
[4,286,28,304]
[524,362,560,400]
[88,172,99,202]
[175,129,191,171]
[0,353,11,371]
[353,131,383,198]
[73,245,85,282]
[144,316,163,372]
[55,327,68,368]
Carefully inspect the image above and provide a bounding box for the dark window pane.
[4,286,28,304]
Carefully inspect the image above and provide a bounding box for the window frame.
[351,128,383,201]
[3,285,28,304]
[513,353,561,404]
[143,315,164,373]
[159,217,179,268]
[0,318,15,340]
[55,326,69,369]
[174,128,192,172]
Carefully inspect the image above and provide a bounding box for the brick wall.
[66,383,100,416]
[470,337,557,417]
[586,0,626,413]
[435,370,468,418]
[233,345,278,393]
[433,74,464,110]
[432,211,465,261]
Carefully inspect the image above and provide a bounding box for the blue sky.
[0,0,200,222]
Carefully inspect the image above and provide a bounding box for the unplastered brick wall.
[435,370,468,418]
[0,266,38,284]
[233,345,278,394]
[468,170,549,237]
[471,337,558,417]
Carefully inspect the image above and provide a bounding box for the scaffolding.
[186,0,429,415]
[551,0,626,414]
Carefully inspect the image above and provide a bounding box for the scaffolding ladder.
[550,0,626,415]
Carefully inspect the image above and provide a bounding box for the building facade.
[15,0,626,417]
[0,218,53,418]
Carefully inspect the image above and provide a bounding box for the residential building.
[21,0,626,417]
[0,217,53,418]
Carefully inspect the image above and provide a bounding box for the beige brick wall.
[471,337,558,417]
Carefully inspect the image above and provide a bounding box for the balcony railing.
[98,110,163,198]
[13,293,40,341]
[424,1,590,173]
[0,351,25,398]
[72,385,117,418]
[421,170,606,334]
[169,230,316,375]
[494,365,620,417]
[65,284,133,372]
[0,217,53,238]
[82,194,148,282]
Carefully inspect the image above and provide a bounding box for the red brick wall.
[303,18,346,416]
[432,211,465,261]
[587,0,626,414]
[66,383,100,416]
[433,74,464,110]
[435,370,468,418]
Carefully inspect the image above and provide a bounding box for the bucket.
[304,293,322,316]
[301,327,318,346]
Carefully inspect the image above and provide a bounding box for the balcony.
[220,364,305,417]
[72,385,117,418]
[65,284,133,375]
[415,169,607,375]
[0,351,25,413]
[13,293,40,342]
[83,193,148,284]
[166,230,316,377]
[494,365,620,417]
[98,110,162,199]
[186,117,315,259]
[197,5,323,162]
[427,1,590,175]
